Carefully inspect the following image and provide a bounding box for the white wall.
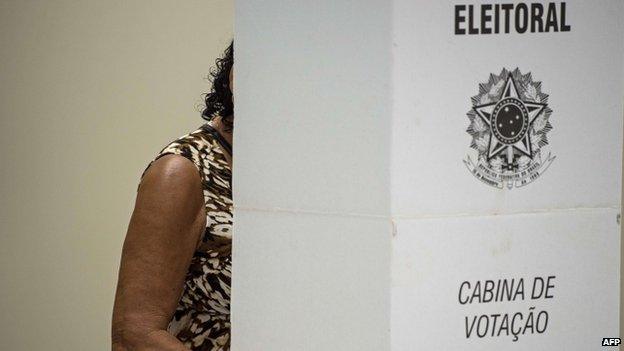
[0,1,232,349]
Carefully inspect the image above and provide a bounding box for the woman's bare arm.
[112,155,206,350]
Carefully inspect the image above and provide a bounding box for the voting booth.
[232,1,624,350]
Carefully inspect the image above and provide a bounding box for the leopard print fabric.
[140,123,232,350]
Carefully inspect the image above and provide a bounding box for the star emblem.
[473,74,546,165]
[465,68,555,188]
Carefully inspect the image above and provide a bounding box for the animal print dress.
[140,122,233,350]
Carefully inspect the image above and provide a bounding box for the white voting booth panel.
[392,1,623,216]
[390,1,623,349]
[233,1,623,350]
[233,2,392,350]
[392,210,620,350]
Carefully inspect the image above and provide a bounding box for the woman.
[112,42,234,351]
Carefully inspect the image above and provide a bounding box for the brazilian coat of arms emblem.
[464,68,555,189]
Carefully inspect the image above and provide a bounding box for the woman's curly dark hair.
[202,41,233,130]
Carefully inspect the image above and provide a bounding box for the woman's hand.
[112,154,206,350]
